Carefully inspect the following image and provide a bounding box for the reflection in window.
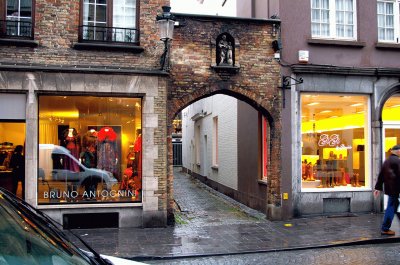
[38,96,142,204]
[301,93,369,190]
[3,0,33,38]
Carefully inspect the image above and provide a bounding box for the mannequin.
[62,128,80,171]
[97,126,118,178]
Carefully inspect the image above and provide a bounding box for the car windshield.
[0,189,92,265]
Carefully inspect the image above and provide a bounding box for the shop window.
[38,95,142,205]
[301,93,369,191]
[0,0,34,39]
[79,0,138,44]
[0,122,26,199]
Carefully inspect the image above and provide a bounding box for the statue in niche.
[218,34,233,66]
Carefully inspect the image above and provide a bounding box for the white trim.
[311,0,357,41]
[377,0,400,43]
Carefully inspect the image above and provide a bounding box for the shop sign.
[318,134,352,150]
[43,190,135,200]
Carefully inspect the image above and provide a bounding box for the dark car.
[0,187,145,265]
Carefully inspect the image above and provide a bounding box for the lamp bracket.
[280,76,303,89]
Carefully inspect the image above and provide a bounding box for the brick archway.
[166,14,282,222]
[166,85,282,223]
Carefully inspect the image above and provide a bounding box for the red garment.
[97,127,117,142]
[134,135,142,152]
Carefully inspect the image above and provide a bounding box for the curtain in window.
[311,0,330,37]
[39,122,58,145]
[377,1,395,41]
[113,0,136,42]
[335,0,353,38]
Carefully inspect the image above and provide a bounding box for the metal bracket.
[279,76,304,108]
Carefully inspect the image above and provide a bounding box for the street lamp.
[156,6,175,71]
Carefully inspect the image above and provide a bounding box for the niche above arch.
[211,32,240,74]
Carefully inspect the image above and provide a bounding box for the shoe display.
[381,230,395,235]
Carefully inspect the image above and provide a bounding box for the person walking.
[9,145,25,200]
[374,144,400,235]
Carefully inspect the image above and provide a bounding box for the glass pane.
[345,25,353,37]
[321,24,330,35]
[336,11,344,24]
[386,3,394,15]
[312,23,320,35]
[96,5,107,23]
[386,15,394,27]
[378,28,385,40]
[378,15,384,27]
[387,28,394,40]
[38,96,143,205]
[6,0,18,16]
[312,10,320,21]
[301,93,369,190]
[346,12,353,24]
[345,0,353,11]
[322,0,329,9]
[336,0,343,10]
[377,2,384,14]
[336,24,344,37]
[322,10,329,22]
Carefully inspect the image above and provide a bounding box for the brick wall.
[0,0,169,69]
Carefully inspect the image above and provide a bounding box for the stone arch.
[166,86,282,223]
[377,83,400,122]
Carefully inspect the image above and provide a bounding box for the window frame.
[377,0,400,43]
[311,0,357,41]
[212,116,218,167]
[78,0,140,44]
[0,0,35,39]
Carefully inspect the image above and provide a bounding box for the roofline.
[172,12,280,24]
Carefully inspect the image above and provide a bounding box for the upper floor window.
[0,0,33,39]
[311,0,356,40]
[377,0,399,42]
[80,0,138,44]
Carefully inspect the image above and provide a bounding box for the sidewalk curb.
[130,236,400,261]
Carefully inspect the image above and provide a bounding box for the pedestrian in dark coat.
[9,145,25,199]
[374,144,400,235]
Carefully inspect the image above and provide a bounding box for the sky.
[170,0,236,16]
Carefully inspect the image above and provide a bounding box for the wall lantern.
[156,6,175,71]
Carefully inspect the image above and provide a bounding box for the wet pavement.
[72,168,400,261]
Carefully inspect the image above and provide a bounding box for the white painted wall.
[182,94,238,190]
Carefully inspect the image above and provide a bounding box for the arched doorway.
[381,93,400,159]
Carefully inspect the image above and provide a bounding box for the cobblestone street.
[172,167,266,227]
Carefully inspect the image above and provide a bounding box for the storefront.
[283,69,400,218]
[301,93,370,191]
[37,95,142,205]
[0,70,167,228]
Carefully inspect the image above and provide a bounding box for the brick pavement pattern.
[72,169,400,261]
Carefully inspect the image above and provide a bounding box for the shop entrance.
[0,94,27,199]
[381,93,400,210]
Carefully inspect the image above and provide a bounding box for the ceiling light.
[350,103,363,107]
[307,102,320,106]
[319,110,332,114]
